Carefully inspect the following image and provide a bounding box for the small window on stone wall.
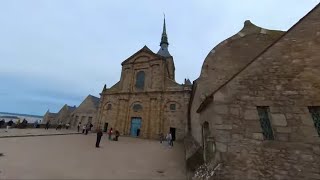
[107,104,112,110]
[88,117,93,123]
[257,106,274,140]
[133,104,142,112]
[135,71,145,90]
[308,106,320,136]
[170,104,176,111]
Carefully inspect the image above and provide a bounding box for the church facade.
[95,19,192,140]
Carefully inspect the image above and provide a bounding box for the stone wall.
[189,20,284,145]
[198,5,320,179]
[97,91,189,140]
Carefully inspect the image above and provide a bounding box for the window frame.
[256,106,275,140]
[135,71,145,90]
[170,104,176,111]
[308,106,320,136]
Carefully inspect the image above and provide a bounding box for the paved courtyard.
[0,128,79,138]
[0,134,186,179]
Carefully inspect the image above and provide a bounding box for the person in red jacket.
[108,128,113,140]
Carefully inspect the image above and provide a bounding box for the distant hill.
[0,112,43,118]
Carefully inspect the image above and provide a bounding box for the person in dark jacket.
[113,130,120,141]
[45,121,50,130]
[96,129,103,148]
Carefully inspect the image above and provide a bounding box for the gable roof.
[87,95,100,109]
[197,3,320,113]
[121,45,166,65]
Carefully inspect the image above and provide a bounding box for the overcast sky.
[0,0,319,115]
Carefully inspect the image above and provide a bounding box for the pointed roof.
[184,78,192,85]
[160,16,168,46]
[157,16,171,57]
[121,45,165,65]
[87,95,100,109]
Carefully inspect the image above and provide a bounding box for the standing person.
[77,122,81,132]
[45,121,50,130]
[66,123,70,130]
[113,130,120,141]
[85,123,90,135]
[89,123,93,131]
[7,120,13,130]
[169,132,174,147]
[96,129,103,148]
[82,124,86,134]
[108,128,113,140]
[159,133,164,143]
[56,122,62,130]
[166,132,172,147]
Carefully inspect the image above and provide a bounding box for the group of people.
[160,132,174,147]
[44,121,71,130]
[95,127,120,148]
[1,119,29,130]
[77,122,93,135]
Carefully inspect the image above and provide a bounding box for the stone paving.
[0,128,79,138]
[0,134,186,179]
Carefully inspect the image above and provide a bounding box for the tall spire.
[157,14,171,57]
[160,15,168,46]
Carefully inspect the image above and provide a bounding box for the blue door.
[130,117,142,137]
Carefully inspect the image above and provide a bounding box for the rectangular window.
[170,104,176,111]
[88,117,93,123]
[257,106,274,140]
[308,106,320,136]
[81,116,85,123]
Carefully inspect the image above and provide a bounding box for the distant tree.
[0,119,5,128]
[7,120,14,126]
[19,119,28,129]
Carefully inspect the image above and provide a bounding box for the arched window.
[133,104,143,112]
[135,71,145,89]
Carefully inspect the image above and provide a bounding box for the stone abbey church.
[44,19,192,140]
[96,19,192,140]
[43,3,320,179]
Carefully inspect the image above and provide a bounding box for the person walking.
[96,129,103,148]
[77,122,81,132]
[108,128,113,140]
[82,125,86,134]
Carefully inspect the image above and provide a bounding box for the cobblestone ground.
[0,134,186,179]
[0,128,79,138]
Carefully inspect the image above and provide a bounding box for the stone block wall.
[198,5,320,179]
[189,20,284,145]
[97,91,190,140]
